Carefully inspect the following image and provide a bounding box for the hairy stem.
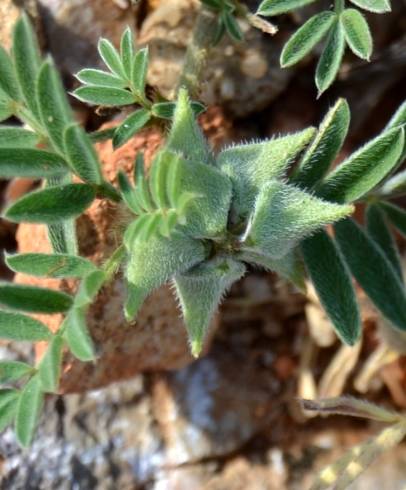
[335,0,345,13]
[178,7,219,98]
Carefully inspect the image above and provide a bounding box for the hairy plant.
[0,16,405,454]
[256,0,391,95]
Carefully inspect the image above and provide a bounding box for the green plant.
[0,15,405,461]
[256,0,391,95]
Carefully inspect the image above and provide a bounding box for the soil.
[0,1,406,489]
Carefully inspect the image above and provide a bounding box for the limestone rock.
[139,0,292,117]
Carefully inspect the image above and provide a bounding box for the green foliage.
[0,17,405,451]
[318,127,404,203]
[74,33,204,149]
[366,204,403,282]
[217,128,315,219]
[37,59,74,151]
[341,8,372,60]
[257,0,391,94]
[0,361,33,383]
[0,283,73,313]
[0,148,68,178]
[5,253,97,279]
[280,12,337,68]
[0,311,51,341]
[4,183,96,223]
[292,98,350,189]
[175,257,246,356]
[201,0,244,43]
[0,389,19,432]
[63,124,103,184]
[335,218,406,332]
[13,14,41,117]
[243,180,353,259]
[301,230,360,344]
[120,151,201,242]
[63,307,95,362]
[0,127,39,148]
[38,334,64,392]
[315,19,345,96]
[15,375,43,447]
[113,109,151,149]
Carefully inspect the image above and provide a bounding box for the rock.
[151,345,280,465]
[139,0,292,117]
[0,0,39,51]
[36,0,136,75]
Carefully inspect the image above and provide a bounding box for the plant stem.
[103,245,126,280]
[335,0,345,14]
[178,7,219,98]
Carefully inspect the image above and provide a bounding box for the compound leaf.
[15,375,44,447]
[318,127,404,203]
[292,98,350,189]
[0,90,13,122]
[366,203,403,282]
[0,311,51,341]
[38,334,64,393]
[131,47,149,96]
[120,27,135,79]
[348,0,391,13]
[0,361,33,384]
[380,201,406,238]
[0,46,21,101]
[113,108,151,149]
[4,183,95,224]
[335,218,406,332]
[0,283,72,314]
[301,230,361,345]
[13,14,41,118]
[281,12,337,67]
[222,11,243,42]
[117,171,143,215]
[341,9,372,61]
[73,86,135,106]
[76,68,127,88]
[0,389,19,432]
[74,270,106,308]
[0,148,68,179]
[98,38,126,79]
[64,124,103,184]
[6,253,97,279]
[257,0,317,16]
[37,59,74,152]
[63,308,95,362]
[0,127,39,148]
[316,20,345,96]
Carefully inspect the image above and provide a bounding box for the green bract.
[257,0,391,94]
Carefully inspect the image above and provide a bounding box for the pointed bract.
[217,128,315,219]
[125,232,206,320]
[166,88,212,164]
[175,257,246,356]
[244,180,353,259]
